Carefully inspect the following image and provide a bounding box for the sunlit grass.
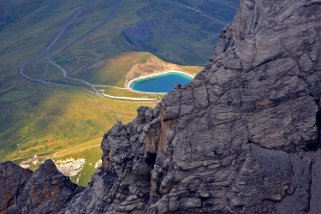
[0,0,238,186]
[2,87,157,162]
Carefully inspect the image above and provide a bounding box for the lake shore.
[125,70,195,94]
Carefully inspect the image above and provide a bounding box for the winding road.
[14,0,230,168]
[18,0,156,103]
[18,4,85,85]
[48,59,101,96]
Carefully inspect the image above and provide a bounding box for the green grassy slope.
[0,50,200,186]
[2,87,155,161]
[0,0,238,185]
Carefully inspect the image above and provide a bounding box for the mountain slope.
[2,0,321,213]
[67,0,321,213]
[4,52,201,187]
[0,0,238,166]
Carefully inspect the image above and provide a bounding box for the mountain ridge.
[2,0,321,213]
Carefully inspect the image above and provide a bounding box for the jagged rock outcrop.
[0,161,32,213]
[0,160,83,214]
[2,0,321,213]
[61,1,321,213]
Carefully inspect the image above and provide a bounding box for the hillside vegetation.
[0,0,238,185]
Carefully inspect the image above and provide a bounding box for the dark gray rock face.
[3,0,321,213]
[0,160,83,214]
[62,106,161,214]
[0,161,32,213]
[62,1,321,213]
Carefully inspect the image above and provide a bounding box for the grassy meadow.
[0,0,238,185]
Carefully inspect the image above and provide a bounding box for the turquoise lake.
[130,72,193,93]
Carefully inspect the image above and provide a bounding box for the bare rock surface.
[2,0,321,213]
[67,0,321,213]
[0,161,32,213]
[0,160,83,214]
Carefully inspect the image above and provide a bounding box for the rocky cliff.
[2,0,321,213]
[0,160,83,214]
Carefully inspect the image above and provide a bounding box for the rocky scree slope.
[2,0,321,213]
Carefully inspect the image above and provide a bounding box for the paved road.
[19,5,85,84]
[101,91,156,101]
[17,0,143,130]
[48,59,101,96]
[15,0,158,166]
[18,0,149,102]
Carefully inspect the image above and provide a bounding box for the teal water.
[130,72,193,93]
